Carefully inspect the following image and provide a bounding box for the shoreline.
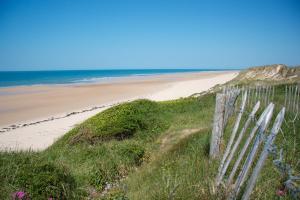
[0,69,237,88]
[0,71,238,126]
[0,71,238,151]
[0,69,235,90]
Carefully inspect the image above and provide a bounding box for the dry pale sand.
[0,71,238,151]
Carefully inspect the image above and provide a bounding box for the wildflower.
[12,191,26,199]
[276,187,287,196]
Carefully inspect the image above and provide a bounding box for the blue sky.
[0,0,299,70]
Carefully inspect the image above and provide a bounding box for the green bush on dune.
[70,99,165,144]
[0,154,76,199]
[17,162,76,199]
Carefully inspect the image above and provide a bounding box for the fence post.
[288,86,292,111]
[272,86,275,102]
[284,85,287,107]
[248,87,251,109]
[293,86,298,111]
[296,85,300,112]
[224,89,240,126]
[210,93,226,159]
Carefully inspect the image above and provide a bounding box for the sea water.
[0,69,229,87]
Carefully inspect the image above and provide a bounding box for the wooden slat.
[217,101,260,186]
[232,104,274,197]
[241,108,286,200]
[216,91,248,186]
[226,103,274,186]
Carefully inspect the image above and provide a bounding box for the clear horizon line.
[0,68,243,72]
[0,63,296,72]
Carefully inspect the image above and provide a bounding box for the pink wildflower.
[276,188,287,196]
[12,191,26,199]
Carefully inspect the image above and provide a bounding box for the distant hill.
[234,64,300,83]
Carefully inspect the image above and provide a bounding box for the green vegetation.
[125,84,300,200]
[68,100,166,144]
[0,84,299,199]
[0,152,77,199]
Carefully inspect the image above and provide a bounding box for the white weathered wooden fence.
[241,108,285,200]
[210,87,240,158]
[210,84,288,199]
[220,84,299,114]
[241,85,275,109]
[284,84,300,113]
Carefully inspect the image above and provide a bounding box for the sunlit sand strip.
[0,72,238,151]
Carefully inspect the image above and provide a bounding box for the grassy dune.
[124,84,299,200]
[0,83,299,199]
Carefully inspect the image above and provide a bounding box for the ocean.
[0,69,229,87]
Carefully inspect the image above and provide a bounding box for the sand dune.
[0,71,238,151]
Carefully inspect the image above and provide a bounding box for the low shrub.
[12,160,76,199]
[70,99,165,144]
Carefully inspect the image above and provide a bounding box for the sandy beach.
[0,71,238,151]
